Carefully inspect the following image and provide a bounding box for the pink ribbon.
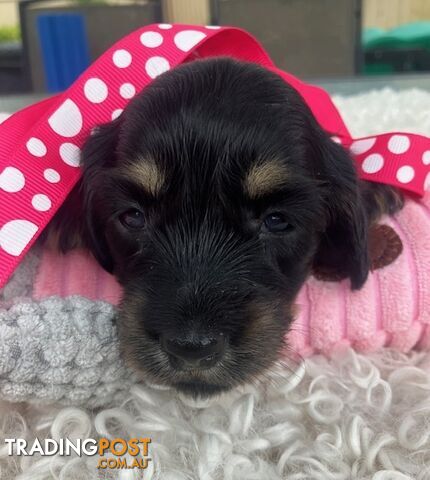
[1,23,429,289]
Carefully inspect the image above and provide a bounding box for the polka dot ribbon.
[0,23,429,289]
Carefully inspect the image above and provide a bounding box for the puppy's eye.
[263,212,294,234]
[119,209,145,229]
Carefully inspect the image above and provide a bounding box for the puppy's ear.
[311,133,370,290]
[79,119,122,273]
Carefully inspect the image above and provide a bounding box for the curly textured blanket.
[1,88,430,479]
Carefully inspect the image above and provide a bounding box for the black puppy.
[48,57,403,397]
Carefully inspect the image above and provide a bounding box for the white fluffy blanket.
[1,88,430,479]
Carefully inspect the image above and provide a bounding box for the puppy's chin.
[119,333,246,398]
[173,380,231,398]
[145,362,237,399]
[131,360,247,399]
[117,311,289,398]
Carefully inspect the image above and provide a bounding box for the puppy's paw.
[313,223,403,282]
[360,181,404,223]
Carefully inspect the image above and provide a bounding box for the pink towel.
[33,193,430,358]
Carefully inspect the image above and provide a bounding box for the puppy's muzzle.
[161,332,226,370]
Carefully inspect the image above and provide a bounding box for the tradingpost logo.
[5,437,152,470]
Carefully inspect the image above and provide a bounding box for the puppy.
[46,57,403,397]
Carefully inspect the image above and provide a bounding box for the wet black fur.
[50,57,402,397]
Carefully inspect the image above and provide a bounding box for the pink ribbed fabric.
[33,193,430,357]
[34,249,121,305]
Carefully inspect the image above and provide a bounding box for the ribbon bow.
[0,23,429,288]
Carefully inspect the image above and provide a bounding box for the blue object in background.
[37,14,90,93]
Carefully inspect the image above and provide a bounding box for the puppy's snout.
[162,333,225,370]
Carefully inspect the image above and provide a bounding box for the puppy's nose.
[162,333,225,369]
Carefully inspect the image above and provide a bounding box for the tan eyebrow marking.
[244,160,289,198]
[123,159,165,196]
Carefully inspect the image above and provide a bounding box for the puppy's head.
[79,58,369,396]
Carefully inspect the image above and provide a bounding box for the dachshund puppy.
[47,57,403,397]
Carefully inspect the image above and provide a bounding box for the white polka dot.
[44,168,60,183]
[424,172,430,191]
[174,30,207,52]
[112,49,132,68]
[350,138,376,155]
[362,154,384,174]
[0,167,25,193]
[140,31,163,48]
[396,165,415,184]
[48,99,83,137]
[26,137,47,157]
[158,23,172,30]
[84,78,108,104]
[120,83,136,99]
[59,143,80,167]
[388,135,410,154]
[32,194,51,211]
[0,219,38,256]
[112,109,123,120]
[331,136,341,144]
[206,25,221,29]
[145,56,170,79]
[422,151,430,165]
